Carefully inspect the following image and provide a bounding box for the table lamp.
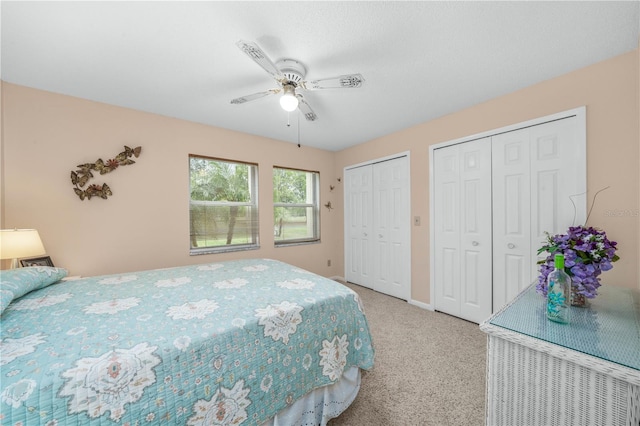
[0,229,46,269]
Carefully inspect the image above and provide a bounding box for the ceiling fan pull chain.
[297,111,301,148]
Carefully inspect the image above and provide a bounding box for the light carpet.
[329,282,487,426]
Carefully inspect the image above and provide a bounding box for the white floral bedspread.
[0,259,374,425]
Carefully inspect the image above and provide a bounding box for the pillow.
[0,266,68,314]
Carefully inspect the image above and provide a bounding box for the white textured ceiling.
[2,1,639,151]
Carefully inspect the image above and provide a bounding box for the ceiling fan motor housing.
[277,59,306,85]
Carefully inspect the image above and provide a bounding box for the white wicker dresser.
[480,283,640,426]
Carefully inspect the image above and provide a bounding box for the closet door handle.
[472,241,479,246]
[508,243,516,249]
[363,233,368,237]
[379,234,383,239]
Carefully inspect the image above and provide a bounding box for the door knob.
[508,243,516,249]
[472,241,479,246]
[379,234,383,238]
[363,233,368,237]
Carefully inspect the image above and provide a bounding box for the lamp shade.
[0,229,46,260]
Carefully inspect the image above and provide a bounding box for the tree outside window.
[273,167,319,245]
[189,155,258,254]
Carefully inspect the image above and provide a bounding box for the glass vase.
[571,288,587,307]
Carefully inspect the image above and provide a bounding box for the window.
[189,155,258,254]
[273,167,320,245]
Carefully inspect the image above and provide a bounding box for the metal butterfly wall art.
[70,145,142,200]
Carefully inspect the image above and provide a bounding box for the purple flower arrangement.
[536,225,619,299]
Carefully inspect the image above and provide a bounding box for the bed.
[0,258,375,425]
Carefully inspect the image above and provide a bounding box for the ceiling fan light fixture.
[279,84,299,112]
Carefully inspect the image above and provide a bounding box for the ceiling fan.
[230,40,365,121]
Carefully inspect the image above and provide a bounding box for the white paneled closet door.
[345,165,373,288]
[529,118,585,255]
[433,145,461,316]
[434,138,493,323]
[432,109,586,323]
[372,157,411,300]
[492,116,584,311]
[345,155,411,301]
[492,128,532,310]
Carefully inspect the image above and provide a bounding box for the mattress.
[0,258,375,425]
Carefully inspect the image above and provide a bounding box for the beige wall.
[2,49,638,304]
[335,49,640,303]
[0,83,342,277]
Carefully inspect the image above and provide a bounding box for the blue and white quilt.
[0,259,375,425]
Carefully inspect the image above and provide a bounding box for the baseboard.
[336,278,435,311]
[409,299,434,311]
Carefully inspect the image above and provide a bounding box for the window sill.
[275,240,321,248]
[190,245,260,256]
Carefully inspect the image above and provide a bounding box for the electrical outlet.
[414,216,421,226]
[327,259,332,267]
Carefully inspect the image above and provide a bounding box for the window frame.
[273,166,320,246]
[189,154,259,255]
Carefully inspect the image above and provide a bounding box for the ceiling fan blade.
[302,74,365,90]
[230,89,280,105]
[236,40,284,81]
[297,95,318,121]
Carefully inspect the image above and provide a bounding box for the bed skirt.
[264,366,361,426]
